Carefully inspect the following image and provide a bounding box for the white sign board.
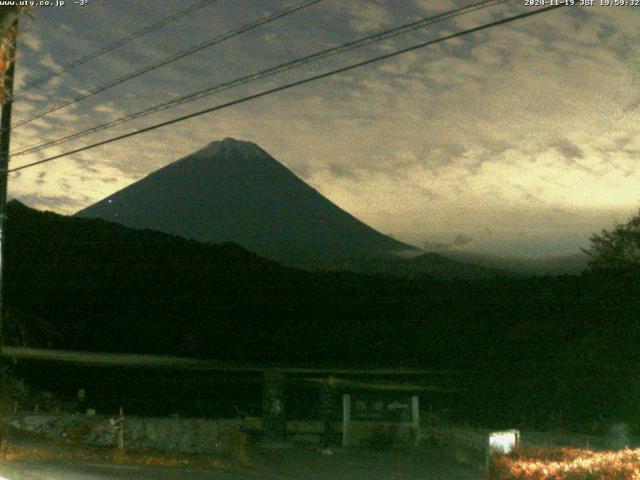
[488,429,519,454]
[487,429,520,476]
[342,394,420,447]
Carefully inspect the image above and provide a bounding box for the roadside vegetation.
[490,447,640,480]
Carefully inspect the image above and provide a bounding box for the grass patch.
[0,422,250,472]
[0,440,234,470]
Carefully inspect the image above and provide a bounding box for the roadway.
[0,448,482,479]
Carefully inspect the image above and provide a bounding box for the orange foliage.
[490,447,640,480]
[0,7,30,103]
[0,22,17,102]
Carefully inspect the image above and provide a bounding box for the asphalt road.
[0,448,482,480]
[0,461,258,480]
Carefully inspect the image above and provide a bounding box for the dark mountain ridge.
[428,249,589,275]
[0,201,536,366]
[75,138,504,278]
[76,138,414,265]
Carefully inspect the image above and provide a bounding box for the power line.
[11,0,325,130]
[9,4,567,174]
[12,0,506,158]
[14,0,217,96]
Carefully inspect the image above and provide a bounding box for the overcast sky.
[7,0,640,257]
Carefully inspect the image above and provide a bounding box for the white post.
[118,407,124,451]
[342,394,351,447]
[411,396,420,447]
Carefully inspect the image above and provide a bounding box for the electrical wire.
[12,0,506,158]
[11,0,325,130]
[14,0,217,96]
[9,3,567,174]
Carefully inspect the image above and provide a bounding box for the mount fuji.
[76,138,502,278]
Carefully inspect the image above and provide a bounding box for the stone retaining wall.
[6,414,356,452]
[5,414,262,454]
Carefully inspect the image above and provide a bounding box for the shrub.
[490,446,640,480]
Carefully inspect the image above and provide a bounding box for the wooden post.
[262,371,287,444]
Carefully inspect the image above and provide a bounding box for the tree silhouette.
[583,209,640,273]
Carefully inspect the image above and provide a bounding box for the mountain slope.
[76,138,509,278]
[3,200,510,365]
[76,138,417,268]
[430,250,589,275]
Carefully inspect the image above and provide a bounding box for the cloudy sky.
[7,0,640,257]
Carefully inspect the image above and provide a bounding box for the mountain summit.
[76,138,419,268]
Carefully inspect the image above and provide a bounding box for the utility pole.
[0,20,17,451]
[0,18,18,357]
